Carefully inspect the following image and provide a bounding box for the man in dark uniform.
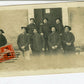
[0,29,7,47]
[39,18,51,52]
[32,29,45,55]
[17,27,31,59]
[55,18,64,49]
[62,26,75,54]
[40,32,45,52]
[26,18,37,48]
[48,26,60,54]
[26,18,37,35]
[55,18,64,36]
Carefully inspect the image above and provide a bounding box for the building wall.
[68,7,84,47]
[0,2,84,48]
[0,10,28,49]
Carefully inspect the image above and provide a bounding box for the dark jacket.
[32,33,43,52]
[55,23,64,34]
[40,35,45,49]
[27,23,37,34]
[62,32,75,51]
[48,32,60,50]
[40,23,50,38]
[17,33,30,51]
[0,34,7,47]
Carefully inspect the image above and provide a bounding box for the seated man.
[48,26,60,55]
[17,27,31,60]
[62,26,75,55]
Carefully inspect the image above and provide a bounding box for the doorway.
[34,8,62,28]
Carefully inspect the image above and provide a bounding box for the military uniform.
[0,34,7,47]
[26,23,37,34]
[39,23,51,51]
[26,23,37,45]
[32,33,45,55]
[40,35,45,50]
[55,23,64,35]
[48,32,60,54]
[17,33,30,51]
[62,32,75,54]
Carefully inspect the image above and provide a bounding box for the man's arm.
[70,33,75,43]
[48,35,53,48]
[17,35,21,48]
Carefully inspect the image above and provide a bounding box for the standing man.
[48,26,60,54]
[55,18,64,36]
[62,26,75,54]
[17,27,31,60]
[26,18,37,49]
[26,18,37,35]
[40,32,45,53]
[32,29,42,55]
[0,29,7,47]
[55,18,64,49]
[39,18,51,52]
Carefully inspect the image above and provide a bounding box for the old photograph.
[0,2,84,76]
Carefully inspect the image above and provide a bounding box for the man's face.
[51,27,55,32]
[56,19,60,24]
[43,19,47,23]
[30,20,34,24]
[40,33,43,36]
[65,27,69,32]
[33,29,37,33]
[0,31,2,35]
[21,29,26,33]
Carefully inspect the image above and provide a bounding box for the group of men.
[17,18,75,57]
[0,17,75,59]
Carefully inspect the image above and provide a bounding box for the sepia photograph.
[0,2,84,77]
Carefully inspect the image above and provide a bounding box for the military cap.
[30,18,35,21]
[56,18,62,22]
[64,26,71,31]
[21,27,26,29]
[0,29,4,33]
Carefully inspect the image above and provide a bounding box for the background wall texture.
[0,10,28,49]
[68,7,84,47]
[0,7,84,49]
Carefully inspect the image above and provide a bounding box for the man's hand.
[21,46,25,50]
[40,33,44,36]
[66,42,71,46]
[42,48,45,51]
[60,33,62,36]
[52,46,55,49]
[40,23,43,25]
[55,45,58,48]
